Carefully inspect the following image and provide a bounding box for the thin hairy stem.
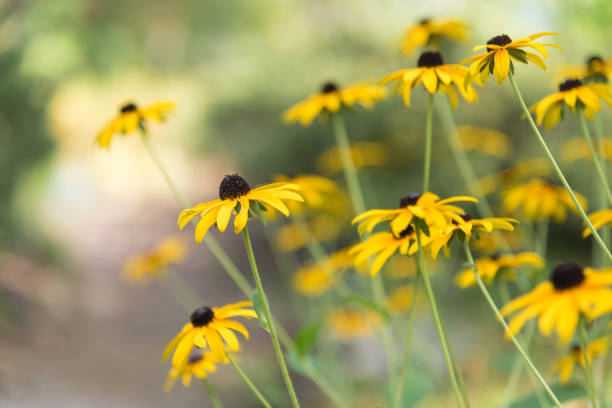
[226,352,273,408]
[579,321,599,408]
[423,93,435,192]
[578,111,612,206]
[203,380,224,408]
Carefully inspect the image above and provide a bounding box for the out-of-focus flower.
[385,285,415,314]
[317,142,388,175]
[400,18,469,55]
[554,338,608,384]
[470,231,523,254]
[559,55,612,83]
[457,125,512,158]
[502,178,587,223]
[473,158,551,196]
[96,101,175,148]
[454,252,543,288]
[123,236,187,284]
[275,215,343,252]
[164,351,221,392]
[325,307,382,341]
[529,79,611,129]
[274,174,348,215]
[178,174,303,242]
[460,32,560,85]
[282,82,386,126]
[384,256,418,279]
[501,263,612,344]
[381,51,478,108]
[561,138,612,163]
[583,209,612,238]
[292,248,355,297]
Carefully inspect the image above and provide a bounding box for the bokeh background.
[1,0,612,407]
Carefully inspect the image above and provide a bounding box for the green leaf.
[508,383,585,408]
[508,48,528,63]
[384,361,433,407]
[338,294,391,321]
[294,323,322,357]
[252,204,268,227]
[251,289,270,331]
[414,218,430,237]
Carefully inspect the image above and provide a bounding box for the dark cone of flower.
[490,253,501,261]
[399,193,421,208]
[486,34,512,52]
[219,174,251,200]
[321,81,339,94]
[587,56,603,66]
[120,103,138,113]
[190,306,215,327]
[417,51,444,68]
[559,78,583,91]
[550,262,585,290]
[571,344,581,353]
[460,213,472,222]
[419,18,431,25]
[396,225,415,239]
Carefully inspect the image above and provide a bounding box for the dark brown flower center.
[120,103,138,113]
[219,174,251,200]
[399,193,421,208]
[395,225,414,239]
[190,306,215,327]
[321,82,339,94]
[558,78,583,92]
[417,51,444,68]
[188,351,204,364]
[550,262,585,290]
[490,253,501,261]
[587,55,603,66]
[486,34,512,52]
[419,18,431,25]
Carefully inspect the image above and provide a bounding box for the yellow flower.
[529,79,612,129]
[178,175,303,242]
[275,215,342,252]
[554,338,608,384]
[454,252,544,288]
[164,350,221,392]
[470,231,524,255]
[457,125,512,158]
[501,263,612,344]
[163,302,256,369]
[317,142,388,175]
[96,101,176,148]
[282,82,386,126]
[123,236,187,284]
[460,32,561,85]
[473,157,551,196]
[352,192,477,237]
[583,209,612,238]
[274,174,347,214]
[562,138,612,164]
[381,51,478,108]
[559,55,612,83]
[292,248,355,297]
[386,285,415,314]
[503,178,587,223]
[384,256,418,279]
[400,18,469,55]
[325,307,382,341]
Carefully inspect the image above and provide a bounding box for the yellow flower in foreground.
[292,249,355,297]
[317,142,388,175]
[275,215,342,252]
[163,302,256,369]
[457,125,512,158]
[326,307,382,341]
[164,350,221,392]
[583,209,612,237]
[178,174,303,242]
[529,79,612,129]
[554,337,608,384]
[562,138,612,164]
[96,101,176,148]
[381,51,478,108]
[473,157,551,196]
[123,236,187,284]
[501,263,612,344]
[460,32,560,85]
[559,55,612,83]
[455,252,543,288]
[503,178,587,223]
[400,18,469,55]
[386,285,415,314]
[283,81,386,126]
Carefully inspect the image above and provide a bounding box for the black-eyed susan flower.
[560,55,612,83]
[554,337,608,384]
[164,350,222,392]
[282,82,386,126]
[123,236,187,284]
[385,285,416,314]
[529,79,612,129]
[473,158,551,196]
[177,174,303,243]
[502,178,588,223]
[454,252,543,288]
[400,18,469,56]
[583,209,612,238]
[325,307,381,341]
[274,174,347,215]
[275,215,342,252]
[163,301,256,369]
[352,192,477,237]
[292,248,355,297]
[457,125,512,158]
[501,263,612,344]
[316,142,389,175]
[562,138,612,164]
[381,51,478,108]
[460,32,560,85]
[96,101,176,148]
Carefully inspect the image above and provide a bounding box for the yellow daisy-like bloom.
[275,215,342,252]
[123,236,187,284]
[503,178,587,223]
[163,302,256,369]
[384,256,418,279]
[457,125,512,158]
[274,174,345,214]
[400,18,469,56]
[460,32,560,85]
[454,252,543,288]
[560,55,612,83]
[386,285,415,314]
[554,337,608,384]
[292,248,355,297]
[529,79,612,129]
[164,350,221,392]
[501,263,612,344]
[317,142,388,175]
[177,174,303,243]
[473,158,551,196]
[470,231,523,254]
[352,192,478,237]
[96,101,176,148]
[381,51,478,108]
[325,307,382,341]
[583,209,612,238]
[562,137,612,164]
[282,81,386,126]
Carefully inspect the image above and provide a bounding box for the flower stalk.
[203,380,224,408]
[423,93,435,192]
[226,352,273,408]
[578,110,612,207]
[578,320,599,408]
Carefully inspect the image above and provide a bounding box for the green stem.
[242,227,300,408]
[579,320,599,408]
[416,230,467,408]
[462,241,562,407]
[331,114,365,214]
[578,111,612,206]
[593,116,611,267]
[537,220,549,259]
[203,380,224,408]
[423,93,435,192]
[226,352,273,408]
[508,72,612,263]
